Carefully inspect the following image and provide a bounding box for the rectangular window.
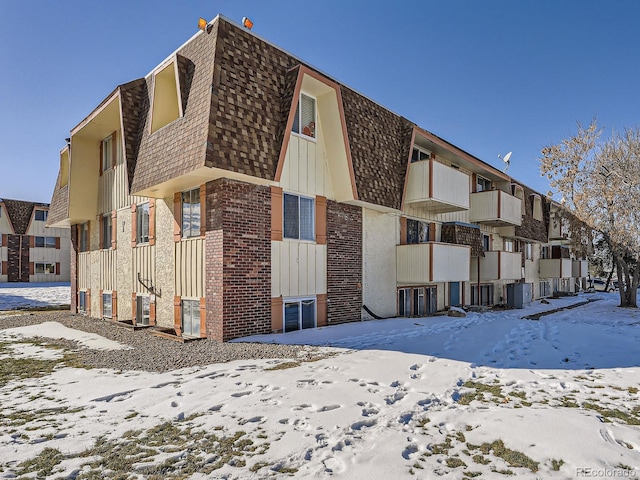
[78,291,87,313]
[181,299,201,337]
[525,242,533,260]
[407,219,431,244]
[476,176,491,192]
[411,146,431,163]
[482,234,491,252]
[504,239,514,252]
[181,188,201,238]
[136,295,150,326]
[35,210,48,222]
[532,195,543,221]
[541,245,550,259]
[78,222,89,252]
[101,213,112,249]
[398,287,437,316]
[284,299,316,332]
[137,203,150,244]
[34,236,57,248]
[101,135,112,172]
[35,262,56,274]
[284,193,314,241]
[102,293,112,319]
[292,93,316,139]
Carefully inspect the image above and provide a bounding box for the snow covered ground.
[0,282,70,311]
[1,292,639,479]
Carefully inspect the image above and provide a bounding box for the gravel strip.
[0,311,327,372]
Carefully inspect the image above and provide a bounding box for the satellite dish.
[498,151,512,172]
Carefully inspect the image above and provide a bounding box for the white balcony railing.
[539,258,573,279]
[471,251,522,281]
[404,159,470,213]
[470,190,522,226]
[397,242,470,284]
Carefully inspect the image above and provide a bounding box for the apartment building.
[47,15,587,340]
[0,199,70,282]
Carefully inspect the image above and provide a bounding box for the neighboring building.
[0,199,70,283]
[47,15,588,340]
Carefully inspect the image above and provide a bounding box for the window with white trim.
[284,193,314,241]
[182,299,201,337]
[541,245,550,259]
[137,203,150,244]
[284,298,316,332]
[35,210,48,222]
[136,295,150,326]
[101,213,112,249]
[411,146,431,163]
[35,262,56,274]
[181,188,201,238]
[102,292,112,319]
[101,135,113,172]
[504,238,514,252]
[476,176,491,192]
[35,236,56,248]
[292,93,316,139]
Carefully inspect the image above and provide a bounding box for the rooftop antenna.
[498,151,512,173]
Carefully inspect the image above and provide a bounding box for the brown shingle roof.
[2,199,47,235]
[46,171,68,227]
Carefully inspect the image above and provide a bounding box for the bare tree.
[540,120,640,307]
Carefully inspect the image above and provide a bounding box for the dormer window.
[292,93,316,139]
[150,60,181,133]
[35,210,48,222]
[411,146,431,163]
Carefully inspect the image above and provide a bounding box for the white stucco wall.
[362,208,398,319]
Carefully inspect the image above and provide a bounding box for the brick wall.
[327,201,362,324]
[441,222,484,257]
[204,178,271,341]
[7,235,30,282]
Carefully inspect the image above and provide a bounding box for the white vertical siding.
[175,238,205,298]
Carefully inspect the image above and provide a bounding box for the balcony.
[404,159,469,213]
[397,242,470,284]
[471,251,522,281]
[572,259,588,278]
[470,190,522,226]
[539,258,573,279]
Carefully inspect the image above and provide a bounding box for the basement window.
[102,292,112,319]
[78,291,87,313]
[136,295,150,326]
[150,61,181,133]
[284,298,316,332]
[181,299,201,337]
[292,93,316,139]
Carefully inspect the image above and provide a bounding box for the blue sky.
[1,1,639,203]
